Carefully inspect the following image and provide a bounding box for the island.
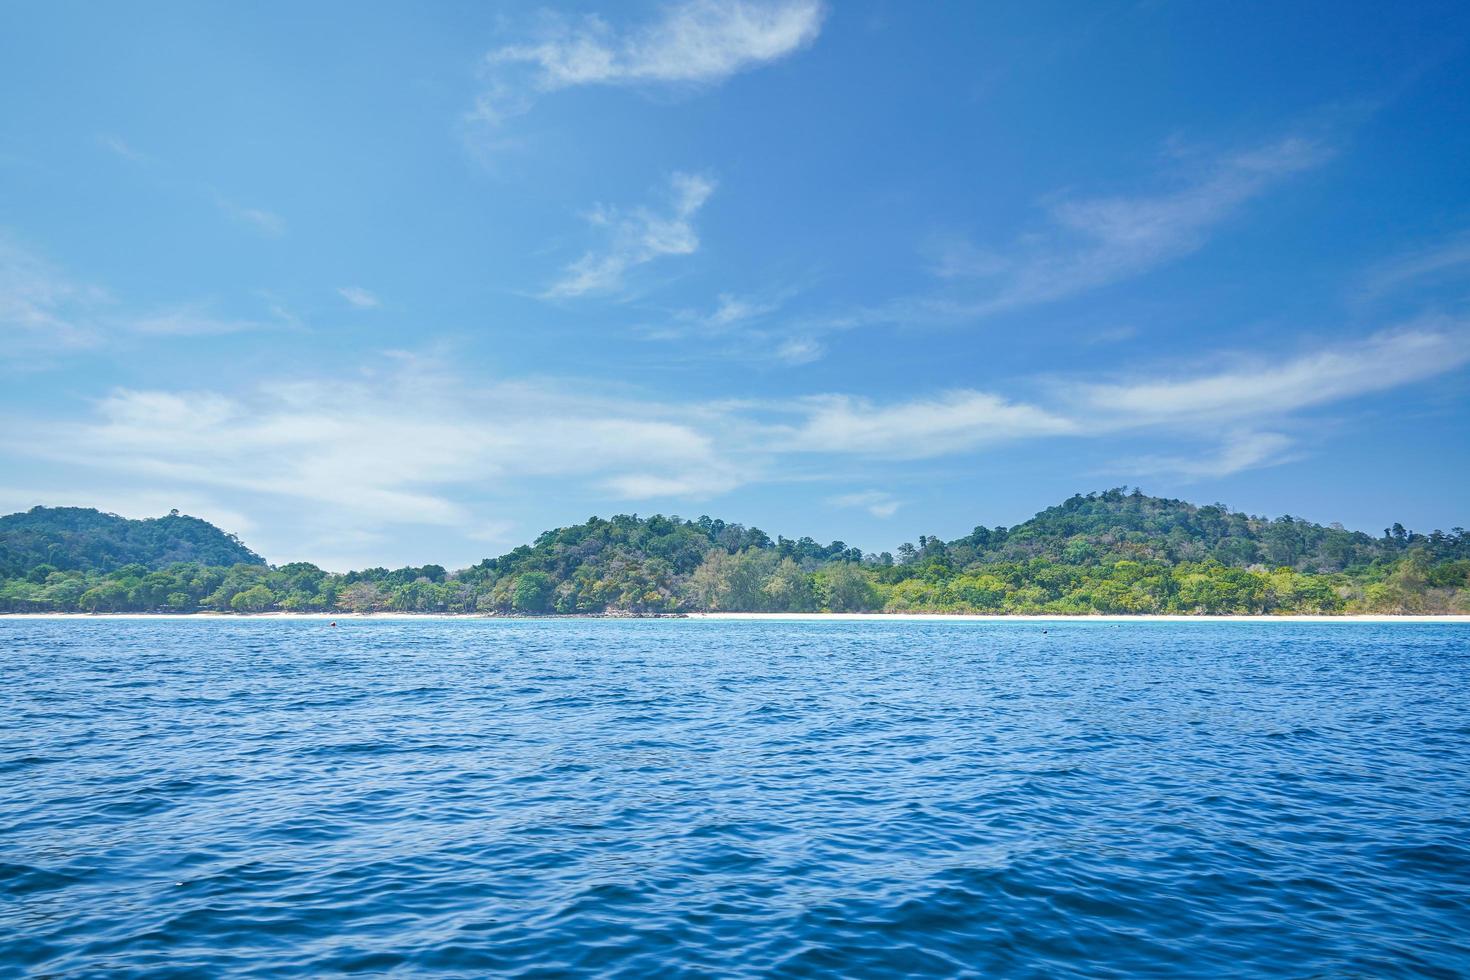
[2,490,1465,617]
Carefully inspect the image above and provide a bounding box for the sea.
[3,618,1468,977]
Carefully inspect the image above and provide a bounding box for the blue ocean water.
[2,619,1468,978]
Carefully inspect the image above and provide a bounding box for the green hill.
[938,489,1422,572]
[0,492,1465,614]
[0,506,264,577]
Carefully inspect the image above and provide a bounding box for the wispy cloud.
[773,336,824,365]
[216,197,287,237]
[1115,430,1296,481]
[781,135,1335,349]
[5,354,746,534]
[705,292,780,327]
[780,391,1078,458]
[640,288,824,365]
[475,0,825,125]
[1067,320,1470,424]
[0,236,290,359]
[768,318,1470,466]
[126,303,289,337]
[827,490,901,518]
[338,286,381,309]
[97,134,148,163]
[1355,231,1470,304]
[547,172,715,297]
[4,321,1465,556]
[467,518,518,547]
[0,235,107,354]
[933,137,1331,316]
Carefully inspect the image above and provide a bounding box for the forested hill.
[937,489,1464,571]
[0,506,264,577]
[0,491,1466,615]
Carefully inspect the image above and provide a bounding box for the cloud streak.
[775,135,1335,354]
[215,197,287,237]
[6,356,746,533]
[828,490,902,518]
[0,236,107,354]
[476,0,824,124]
[547,172,715,297]
[934,137,1331,316]
[1356,231,1470,304]
[638,288,826,365]
[0,236,292,359]
[1115,431,1296,481]
[97,134,149,163]
[128,304,289,337]
[338,286,381,309]
[1069,320,1470,424]
[781,391,1078,458]
[3,322,1464,558]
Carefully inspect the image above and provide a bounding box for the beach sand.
[1,612,1467,623]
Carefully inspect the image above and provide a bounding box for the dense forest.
[1,490,1466,615]
[0,506,262,576]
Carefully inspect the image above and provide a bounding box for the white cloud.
[1070,320,1470,424]
[28,323,1429,519]
[5,356,746,533]
[602,470,740,498]
[547,172,715,297]
[97,134,148,163]
[653,290,787,336]
[639,289,822,366]
[127,304,284,337]
[338,286,380,309]
[782,390,1077,458]
[1117,431,1296,481]
[0,236,106,353]
[467,519,518,546]
[216,197,286,237]
[0,236,292,359]
[3,320,1465,563]
[707,292,777,327]
[476,0,824,124]
[768,318,1470,466]
[1356,231,1470,303]
[238,208,286,236]
[793,136,1333,339]
[773,336,823,364]
[827,490,901,518]
[935,137,1329,315]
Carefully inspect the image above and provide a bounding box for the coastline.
[1,611,1467,623]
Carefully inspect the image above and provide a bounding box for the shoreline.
[1,611,1467,623]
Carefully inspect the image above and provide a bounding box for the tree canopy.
[0,506,263,577]
[1,492,1465,616]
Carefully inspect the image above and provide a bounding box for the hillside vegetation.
[1,490,1465,615]
[0,506,263,578]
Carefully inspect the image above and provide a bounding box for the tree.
[340,581,381,614]
[763,558,815,611]
[821,563,878,612]
[688,550,729,610]
[722,549,779,610]
[230,584,275,613]
[79,581,129,612]
[512,572,553,613]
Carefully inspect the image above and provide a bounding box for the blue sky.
[2,1,1468,570]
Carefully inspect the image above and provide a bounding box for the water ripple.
[2,618,1468,976]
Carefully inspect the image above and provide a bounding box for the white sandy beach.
[689,612,1470,623]
[2,612,1467,623]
